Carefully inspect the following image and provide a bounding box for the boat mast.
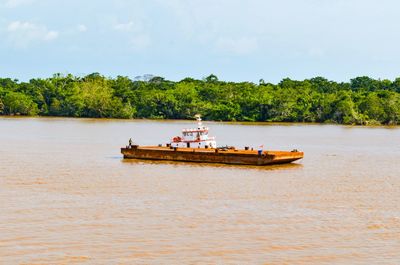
[195,114,202,129]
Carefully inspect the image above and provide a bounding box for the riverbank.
[1,74,400,125]
[2,115,400,128]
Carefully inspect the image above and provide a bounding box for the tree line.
[1,73,400,125]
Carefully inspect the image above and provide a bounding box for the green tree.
[2,73,400,125]
[358,93,385,123]
[79,79,134,118]
[204,74,219,83]
[331,91,360,124]
[350,76,379,92]
[0,98,4,114]
[2,92,39,115]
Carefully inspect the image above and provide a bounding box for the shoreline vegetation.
[1,73,400,125]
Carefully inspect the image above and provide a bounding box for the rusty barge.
[121,115,303,166]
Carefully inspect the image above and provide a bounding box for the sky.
[1,0,400,83]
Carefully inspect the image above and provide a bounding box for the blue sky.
[1,0,400,83]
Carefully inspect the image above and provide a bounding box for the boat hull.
[121,146,303,166]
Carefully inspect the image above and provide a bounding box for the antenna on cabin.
[195,114,202,129]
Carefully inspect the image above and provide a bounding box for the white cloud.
[6,21,59,48]
[111,17,151,51]
[113,20,145,33]
[77,24,87,32]
[130,34,151,50]
[114,21,134,32]
[308,47,325,58]
[43,30,58,40]
[215,37,258,55]
[157,0,264,53]
[4,0,35,8]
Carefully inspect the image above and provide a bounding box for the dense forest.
[1,73,400,125]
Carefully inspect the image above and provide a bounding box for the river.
[1,117,399,264]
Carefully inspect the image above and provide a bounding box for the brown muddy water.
[1,117,399,264]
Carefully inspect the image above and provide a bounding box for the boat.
[121,115,304,166]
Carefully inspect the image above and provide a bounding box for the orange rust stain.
[121,146,303,166]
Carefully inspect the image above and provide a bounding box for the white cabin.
[170,115,216,148]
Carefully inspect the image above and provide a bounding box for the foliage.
[2,91,38,115]
[1,74,400,125]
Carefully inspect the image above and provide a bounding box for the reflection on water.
[1,117,400,264]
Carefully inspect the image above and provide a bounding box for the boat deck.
[136,146,299,156]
